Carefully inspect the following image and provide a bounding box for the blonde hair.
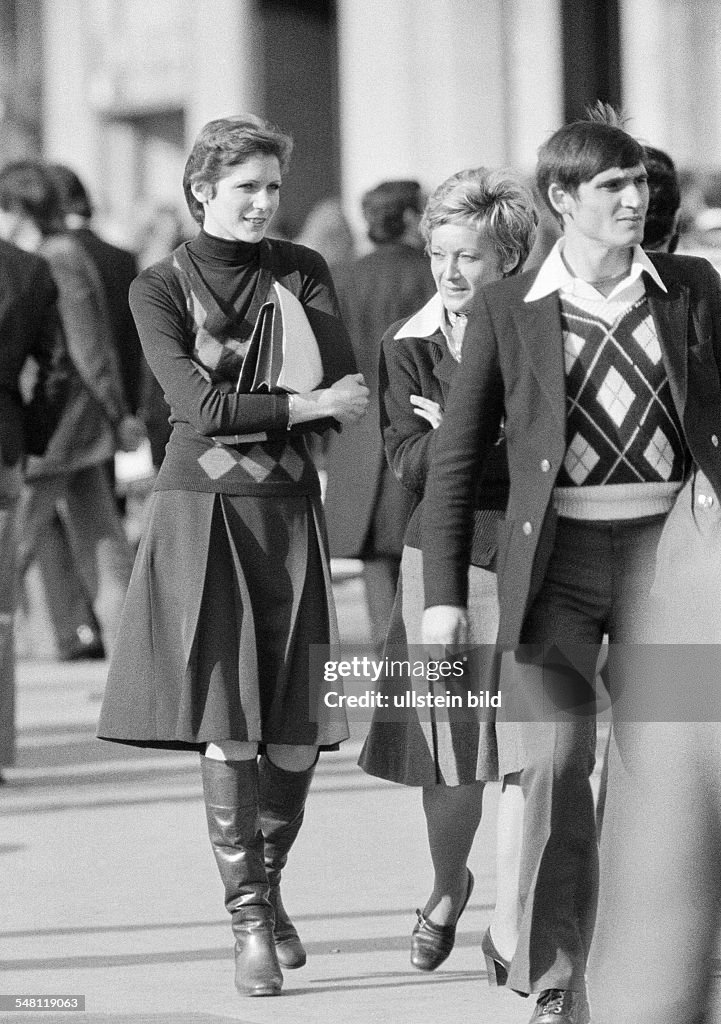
[420,167,538,274]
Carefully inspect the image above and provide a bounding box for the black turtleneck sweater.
[129,229,356,495]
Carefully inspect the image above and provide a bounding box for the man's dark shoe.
[529,988,590,1024]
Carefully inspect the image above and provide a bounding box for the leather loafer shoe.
[529,989,590,1024]
[410,869,474,971]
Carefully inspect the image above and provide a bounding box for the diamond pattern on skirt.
[564,433,601,484]
[198,447,238,480]
[237,445,278,482]
[196,440,308,485]
[278,445,305,481]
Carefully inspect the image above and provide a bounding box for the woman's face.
[429,222,507,315]
[193,154,282,243]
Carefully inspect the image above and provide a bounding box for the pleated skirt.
[98,489,348,750]
[358,544,526,786]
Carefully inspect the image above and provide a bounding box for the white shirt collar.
[524,239,667,303]
[394,292,446,339]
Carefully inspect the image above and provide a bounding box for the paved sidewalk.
[0,572,589,1024]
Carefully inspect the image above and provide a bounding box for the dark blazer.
[423,253,721,646]
[380,315,507,566]
[0,239,67,466]
[72,226,142,411]
[323,243,434,557]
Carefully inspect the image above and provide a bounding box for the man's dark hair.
[536,105,644,222]
[361,180,424,245]
[0,160,62,235]
[642,146,681,252]
[48,164,93,220]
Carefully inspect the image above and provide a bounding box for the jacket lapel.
[646,274,690,419]
[431,334,458,397]
[512,291,567,427]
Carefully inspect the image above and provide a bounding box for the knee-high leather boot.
[258,754,315,968]
[200,755,283,996]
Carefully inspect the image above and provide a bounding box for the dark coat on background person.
[71,226,142,412]
[25,234,128,480]
[324,242,435,557]
[0,239,67,466]
[422,252,721,648]
[0,238,67,768]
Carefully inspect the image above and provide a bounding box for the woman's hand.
[318,373,370,423]
[410,394,443,429]
[289,374,369,425]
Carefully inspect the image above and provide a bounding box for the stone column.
[503,0,564,171]
[620,0,721,165]
[41,0,96,176]
[336,0,564,239]
[185,0,263,147]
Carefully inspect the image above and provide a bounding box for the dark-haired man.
[421,113,721,1022]
[641,145,682,253]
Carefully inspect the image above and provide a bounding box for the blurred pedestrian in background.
[293,195,356,268]
[135,203,188,275]
[0,233,67,778]
[324,180,435,650]
[638,145,682,253]
[134,203,190,469]
[49,164,143,414]
[358,167,537,978]
[97,115,368,999]
[0,161,143,657]
[27,164,145,660]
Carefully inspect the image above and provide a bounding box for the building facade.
[0,0,720,244]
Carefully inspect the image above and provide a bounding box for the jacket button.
[540,459,551,472]
[523,521,533,535]
[712,434,719,447]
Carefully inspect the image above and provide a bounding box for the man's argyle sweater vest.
[553,295,689,518]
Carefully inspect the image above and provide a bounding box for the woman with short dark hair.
[98,115,369,998]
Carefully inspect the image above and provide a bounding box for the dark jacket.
[72,226,142,411]
[26,234,128,479]
[423,253,721,646]
[324,243,434,557]
[0,239,67,467]
[380,311,508,567]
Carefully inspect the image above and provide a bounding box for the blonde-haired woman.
[359,167,537,982]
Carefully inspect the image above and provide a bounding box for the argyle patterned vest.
[555,296,689,487]
[153,244,318,496]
